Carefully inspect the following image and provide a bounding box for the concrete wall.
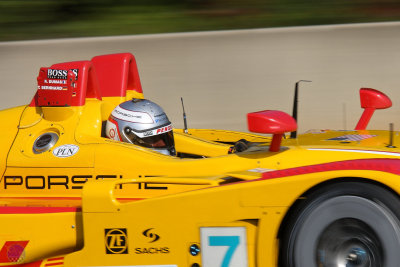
[1,22,400,133]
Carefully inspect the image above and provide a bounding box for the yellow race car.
[1,53,399,267]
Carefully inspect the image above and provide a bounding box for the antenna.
[342,103,347,131]
[181,97,188,134]
[290,80,312,139]
[387,123,396,148]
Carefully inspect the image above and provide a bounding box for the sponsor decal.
[112,106,153,124]
[155,125,172,135]
[109,128,116,139]
[143,130,154,137]
[106,119,120,141]
[135,247,170,254]
[142,228,160,243]
[154,114,167,124]
[52,144,79,158]
[0,241,29,263]
[38,68,79,91]
[105,228,128,254]
[134,229,170,254]
[47,69,79,79]
[135,124,172,138]
[326,134,376,141]
[189,244,201,256]
[2,175,168,190]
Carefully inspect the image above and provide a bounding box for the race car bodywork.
[1,53,400,267]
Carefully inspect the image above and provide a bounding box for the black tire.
[280,182,400,267]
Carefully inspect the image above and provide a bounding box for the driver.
[105,99,176,156]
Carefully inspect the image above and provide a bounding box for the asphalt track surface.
[1,22,400,133]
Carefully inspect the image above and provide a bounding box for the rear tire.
[280,182,400,267]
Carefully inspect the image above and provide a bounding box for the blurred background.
[1,1,400,133]
[2,0,400,41]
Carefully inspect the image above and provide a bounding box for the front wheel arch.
[278,178,400,267]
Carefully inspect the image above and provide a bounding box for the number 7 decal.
[209,236,240,267]
[200,227,248,267]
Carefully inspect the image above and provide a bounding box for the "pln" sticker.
[52,144,79,158]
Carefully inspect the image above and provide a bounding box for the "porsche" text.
[3,175,120,189]
[2,175,169,190]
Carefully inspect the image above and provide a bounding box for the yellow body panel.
[2,97,400,266]
[0,106,25,177]
[62,168,400,267]
[0,210,81,264]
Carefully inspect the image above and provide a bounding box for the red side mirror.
[355,88,392,130]
[247,110,297,152]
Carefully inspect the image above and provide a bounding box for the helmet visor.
[126,130,175,149]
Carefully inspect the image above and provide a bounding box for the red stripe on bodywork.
[0,197,142,215]
[1,261,42,267]
[0,197,80,200]
[0,241,29,263]
[45,257,64,262]
[44,262,63,267]
[262,158,400,179]
[0,255,63,267]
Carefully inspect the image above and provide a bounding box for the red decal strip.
[261,158,400,179]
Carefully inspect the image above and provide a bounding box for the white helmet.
[106,99,176,156]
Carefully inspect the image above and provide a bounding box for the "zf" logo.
[105,228,128,254]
